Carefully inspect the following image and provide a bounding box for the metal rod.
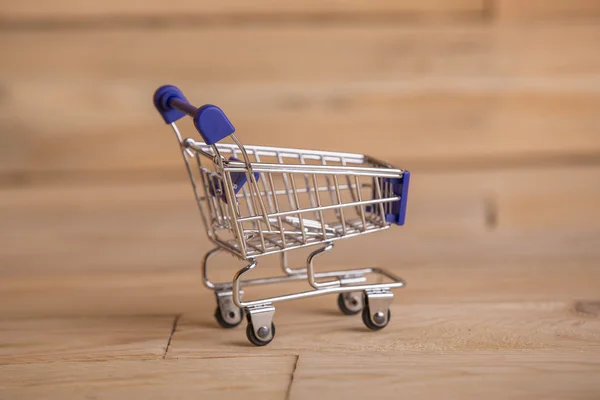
[332,175,348,235]
[288,174,307,244]
[355,175,367,231]
[169,98,198,117]
[306,242,339,289]
[186,139,366,164]
[232,260,405,308]
[212,266,373,291]
[237,196,400,223]
[201,247,222,289]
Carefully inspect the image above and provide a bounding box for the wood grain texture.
[0,316,175,364]
[496,0,600,20]
[1,269,599,357]
[0,24,598,176]
[0,0,484,21]
[4,24,598,82]
[290,351,600,400]
[169,298,600,357]
[1,165,598,276]
[0,357,296,400]
[1,257,599,320]
[0,257,598,398]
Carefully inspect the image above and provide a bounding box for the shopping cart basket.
[154,85,410,346]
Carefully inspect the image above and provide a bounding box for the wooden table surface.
[1,258,599,399]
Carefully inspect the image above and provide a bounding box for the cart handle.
[153,85,273,231]
[153,85,235,145]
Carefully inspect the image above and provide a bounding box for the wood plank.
[0,316,175,364]
[1,257,599,320]
[0,165,598,276]
[2,84,599,176]
[0,0,484,21]
[0,284,598,399]
[496,0,600,21]
[290,350,600,400]
[0,24,599,176]
[0,357,296,400]
[0,272,204,320]
[0,304,598,400]
[169,298,600,357]
[4,24,597,82]
[494,166,600,232]
[0,271,598,357]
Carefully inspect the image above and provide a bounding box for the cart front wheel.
[246,322,276,346]
[361,306,391,331]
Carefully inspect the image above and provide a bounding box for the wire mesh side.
[181,139,405,259]
[225,168,402,258]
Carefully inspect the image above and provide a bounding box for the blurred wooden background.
[0,1,599,399]
[1,0,599,277]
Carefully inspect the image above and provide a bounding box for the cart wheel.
[214,306,244,329]
[337,293,363,315]
[361,305,391,331]
[246,322,276,346]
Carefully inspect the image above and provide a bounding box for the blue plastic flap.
[228,157,260,195]
[153,85,188,124]
[209,157,260,203]
[194,105,235,145]
[396,170,410,225]
[365,171,410,226]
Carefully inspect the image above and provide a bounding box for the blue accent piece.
[366,171,410,226]
[209,157,260,203]
[230,171,261,194]
[396,170,410,225]
[153,85,188,124]
[193,105,236,145]
[228,157,260,195]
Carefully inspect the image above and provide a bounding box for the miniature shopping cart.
[153,85,410,346]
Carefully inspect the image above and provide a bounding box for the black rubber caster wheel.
[361,305,391,331]
[214,306,244,329]
[337,293,363,316]
[246,322,276,346]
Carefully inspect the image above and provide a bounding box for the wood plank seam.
[162,314,181,359]
[0,1,488,26]
[161,353,302,360]
[285,355,300,400]
[0,12,489,31]
[1,355,301,366]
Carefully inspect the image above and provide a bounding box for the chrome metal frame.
[202,242,405,309]
[167,118,407,344]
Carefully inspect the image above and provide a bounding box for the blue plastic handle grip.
[153,85,235,145]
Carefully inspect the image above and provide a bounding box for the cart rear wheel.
[361,306,391,331]
[246,322,276,346]
[337,292,364,315]
[214,306,244,329]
